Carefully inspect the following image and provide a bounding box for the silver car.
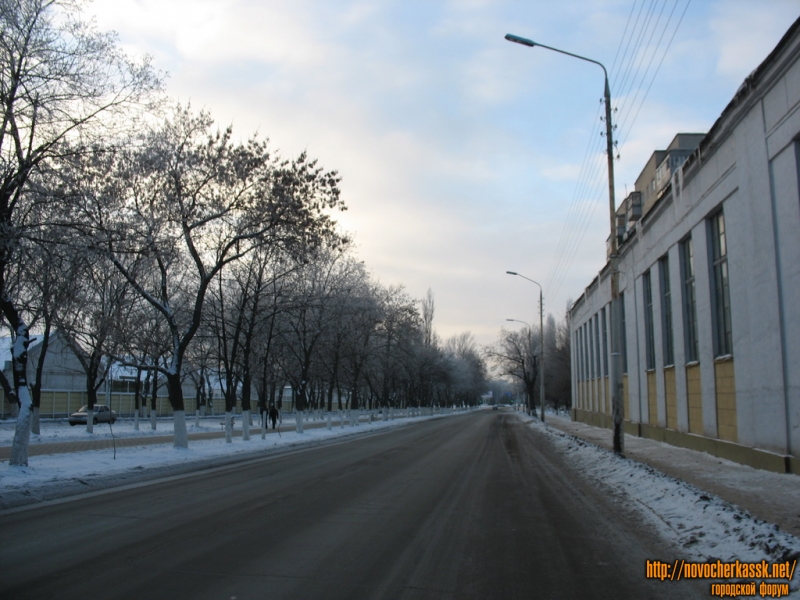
[68,404,118,426]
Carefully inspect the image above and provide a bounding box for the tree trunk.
[30,319,52,436]
[242,409,250,441]
[166,372,188,448]
[225,411,233,443]
[261,410,266,439]
[173,410,188,449]
[133,367,142,431]
[7,318,32,466]
[86,381,98,434]
[150,372,158,430]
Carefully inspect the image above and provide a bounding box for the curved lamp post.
[505,33,623,453]
[506,271,545,422]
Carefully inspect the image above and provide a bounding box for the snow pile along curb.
[527,418,800,572]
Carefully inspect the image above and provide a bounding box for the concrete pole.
[539,287,545,422]
[504,33,623,453]
[603,76,624,455]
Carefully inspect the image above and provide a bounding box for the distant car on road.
[68,405,118,426]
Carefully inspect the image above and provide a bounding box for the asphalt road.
[0,410,705,599]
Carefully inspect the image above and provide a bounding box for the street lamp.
[505,33,624,454]
[506,271,545,422]
[506,318,533,415]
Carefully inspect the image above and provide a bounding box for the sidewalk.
[544,413,800,538]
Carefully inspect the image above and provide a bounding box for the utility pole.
[506,272,545,423]
[505,33,624,453]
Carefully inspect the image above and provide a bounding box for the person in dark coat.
[269,405,279,429]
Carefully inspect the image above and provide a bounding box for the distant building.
[1,332,191,418]
[568,17,800,473]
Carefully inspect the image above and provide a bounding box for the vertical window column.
[681,236,702,434]
[643,270,657,426]
[643,271,655,370]
[660,257,674,366]
[709,210,737,442]
[660,256,677,429]
[710,211,733,356]
[681,237,699,363]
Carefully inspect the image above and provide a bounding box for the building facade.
[569,18,800,473]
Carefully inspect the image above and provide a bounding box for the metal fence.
[0,389,229,419]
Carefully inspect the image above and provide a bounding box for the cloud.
[710,1,799,82]
[79,0,799,347]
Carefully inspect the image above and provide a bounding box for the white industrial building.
[568,18,800,473]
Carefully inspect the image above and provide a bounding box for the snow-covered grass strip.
[0,411,462,494]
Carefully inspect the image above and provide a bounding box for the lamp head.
[505,34,536,47]
[506,270,518,276]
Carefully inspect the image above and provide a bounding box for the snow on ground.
[522,414,800,591]
[0,412,446,493]
[0,416,228,444]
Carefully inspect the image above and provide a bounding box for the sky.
[83,0,800,347]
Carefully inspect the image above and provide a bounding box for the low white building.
[569,18,800,474]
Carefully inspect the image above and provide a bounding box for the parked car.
[68,405,118,426]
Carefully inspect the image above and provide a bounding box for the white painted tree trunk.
[349,409,356,427]
[383,408,388,422]
[339,410,344,429]
[326,411,332,431]
[295,410,304,433]
[86,409,94,434]
[173,410,188,448]
[9,386,33,466]
[242,409,250,441]
[134,408,140,431]
[225,411,233,443]
[195,409,200,428]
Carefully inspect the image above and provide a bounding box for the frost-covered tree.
[206,246,294,441]
[444,332,487,407]
[1,0,160,465]
[278,244,353,423]
[66,107,343,448]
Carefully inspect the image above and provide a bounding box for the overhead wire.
[543,1,640,300]
[541,0,692,309]
[617,0,692,148]
[546,0,668,303]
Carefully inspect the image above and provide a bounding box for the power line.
[541,0,692,309]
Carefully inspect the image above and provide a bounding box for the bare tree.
[548,306,573,412]
[1,0,160,465]
[55,257,130,433]
[485,327,540,415]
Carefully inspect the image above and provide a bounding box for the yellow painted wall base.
[571,408,796,475]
